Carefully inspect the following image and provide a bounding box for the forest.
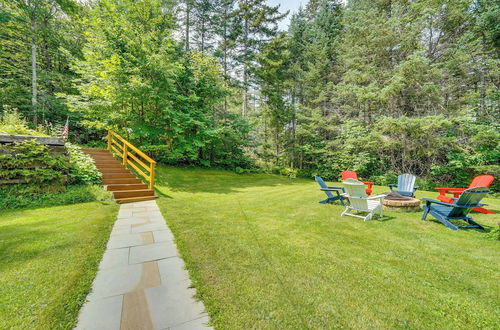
[0,0,498,189]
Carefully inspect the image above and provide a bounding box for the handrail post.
[107,130,111,151]
[122,144,127,166]
[149,162,156,190]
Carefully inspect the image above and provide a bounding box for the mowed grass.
[155,166,500,329]
[0,201,119,329]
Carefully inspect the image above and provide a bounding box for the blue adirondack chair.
[315,176,345,205]
[389,173,418,197]
[421,186,489,230]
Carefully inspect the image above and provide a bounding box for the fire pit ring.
[383,192,421,212]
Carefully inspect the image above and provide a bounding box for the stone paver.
[76,201,212,330]
[129,242,178,264]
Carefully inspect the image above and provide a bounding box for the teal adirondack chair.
[315,176,345,205]
[421,186,489,230]
[389,173,418,197]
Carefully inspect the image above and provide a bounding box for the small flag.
[61,117,69,138]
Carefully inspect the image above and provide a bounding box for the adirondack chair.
[435,175,495,214]
[389,173,418,197]
[341,178,386,221]
[315,176,345,205]
[341,170,374,195]
[422,186,489,230]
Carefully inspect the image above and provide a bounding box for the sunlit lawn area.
[155,166,500,329]
[0,202,119,329]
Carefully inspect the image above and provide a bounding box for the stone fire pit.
[383,192,421,212]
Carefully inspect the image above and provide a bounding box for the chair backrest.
[315,176,334,198]
[397,173,416,193]
[342,178,368,210]
[449,186,489,217]
[468,175,494,189]
[341,170,358,181]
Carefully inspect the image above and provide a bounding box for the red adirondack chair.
[341,170,374,196]
[435,175,495,214]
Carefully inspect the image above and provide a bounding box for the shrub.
[0,139,69,197]
[279,167,298,179]
[0,185,113,210]
[0,108,47,136]
[66,143,101,185]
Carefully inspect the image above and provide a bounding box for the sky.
[266,0,307,31]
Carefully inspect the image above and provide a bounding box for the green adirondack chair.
[421,186,489,230]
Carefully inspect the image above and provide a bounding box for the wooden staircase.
[83,148,158,203]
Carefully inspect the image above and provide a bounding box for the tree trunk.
[201,19,205,54]
[242,4,249,117]
[223,8,228,114]
[31,17,38,125]
[185,0,190,51]
[242,65,248,116]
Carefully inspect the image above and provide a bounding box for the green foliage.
[254,0,499,190]
[66,143,101,185]
[0,108,47,135]
[0,139,69,197]
[292,116,500,193]
[0,0,84,131]
[64,0,252,168]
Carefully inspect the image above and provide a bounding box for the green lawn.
[0,201,119,329]
[155,166,500,329]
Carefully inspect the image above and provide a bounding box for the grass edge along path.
[0,201,119,329]
[155,166,500,329]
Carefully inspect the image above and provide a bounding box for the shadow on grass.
[376,216,397,222]
[424,218,496,234]
[155,188,173,199]
[155,165,305,194]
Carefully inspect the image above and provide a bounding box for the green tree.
[233,0,286,116]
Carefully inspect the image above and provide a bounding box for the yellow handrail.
[107,130,156,190]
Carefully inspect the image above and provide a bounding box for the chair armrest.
[447,188,466,195]
[389,184,397,191]
[367,194,386,200]
[320,187,344,192]
[423,198,453,206]
[423,198,487,208]
[362,181,374,189]
[434,187,465,194]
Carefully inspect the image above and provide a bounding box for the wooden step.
[91,156,117,162]
[106,183,148,191]
[89,153,115,158]
[95,162,124,169]
[98,167,131,173]
[113,189,155,199]
[102,173,136,179]
[103,178,142,185]
[115,195,159,204]
[82,148,108,153]
[83,148,158,203]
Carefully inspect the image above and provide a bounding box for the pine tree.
[232,0,286,116]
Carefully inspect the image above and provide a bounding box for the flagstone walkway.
[76,200,212,330]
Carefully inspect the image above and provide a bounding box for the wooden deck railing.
[107,130,156,190]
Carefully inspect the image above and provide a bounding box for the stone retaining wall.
[0,134,68,186]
